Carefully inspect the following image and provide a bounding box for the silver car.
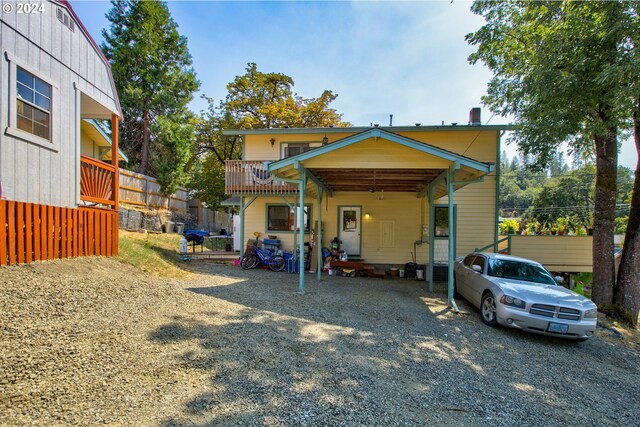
[453,253,597,341]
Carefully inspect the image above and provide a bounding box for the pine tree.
[101,0,199,192]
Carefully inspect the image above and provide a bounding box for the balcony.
[225,160,297,195]
[80,155,116,208]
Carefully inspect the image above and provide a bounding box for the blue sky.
[70,0,637,168]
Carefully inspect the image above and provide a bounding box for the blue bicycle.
[240,243,286,272]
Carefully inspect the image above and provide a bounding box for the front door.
[338,206,361,257]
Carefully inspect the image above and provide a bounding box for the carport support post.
[240,196,245,258]
[316,186,323,281]
[447,167,459,312]
[428,189,435,292]
[298,171,307,293]
[292,195,298,258]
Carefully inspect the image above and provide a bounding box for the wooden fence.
[0,200,118,266]
[119,169,188,214]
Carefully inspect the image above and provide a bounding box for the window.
[434,206,450,237]
[16,67,51,141]
[463,255,476,267]
[283,143,311,158]
[472,256,486,273]
[57,7,75,32]
[281,142,322,159]
[267,205,311,232]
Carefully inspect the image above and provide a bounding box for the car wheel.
[453,273,461,298]
[480,292,498,327]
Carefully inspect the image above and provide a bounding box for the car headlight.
[500,294,526,309]
[583,308,597,319]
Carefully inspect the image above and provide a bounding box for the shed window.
[267,205,311,232]
[16,67,51,141]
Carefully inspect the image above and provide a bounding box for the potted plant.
[526,220,540,235]
[556,216,569,235]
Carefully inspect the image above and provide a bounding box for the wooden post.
[111,114,119,256]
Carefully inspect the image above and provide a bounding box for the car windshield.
[487,258,557,285]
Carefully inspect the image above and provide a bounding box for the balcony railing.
[225,160,298,195]
[80,155,116,208]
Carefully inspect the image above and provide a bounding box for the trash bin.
[175,222,185,234]
[165,221,175,233]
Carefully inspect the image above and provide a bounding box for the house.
[1,0,121,265]
[224,109,510,306]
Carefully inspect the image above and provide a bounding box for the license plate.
[547,322,569,334]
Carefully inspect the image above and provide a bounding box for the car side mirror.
[472,265,483,273]
[555,276,565,285]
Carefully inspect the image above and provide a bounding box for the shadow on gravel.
[149,265,640,426]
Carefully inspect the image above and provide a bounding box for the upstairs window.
[16,67,51,141]
[283,143,311,158]
[281,142,322,159]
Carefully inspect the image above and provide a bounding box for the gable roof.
[55,0,122,118]
[267,128,493,173]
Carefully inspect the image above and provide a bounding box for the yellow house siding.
[396,130,498,163]
[244,132,355,161]
[242,192,429,265]
[302,138,452,169]
[239,127,499,265]
[509,236,593,272]
[435,177,497,256]
[80,129,97,158]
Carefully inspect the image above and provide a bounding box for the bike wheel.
[241,254,259,270]
[269,255,286,272]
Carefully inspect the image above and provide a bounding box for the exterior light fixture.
[364,212,371,219]
[270,138,276,147]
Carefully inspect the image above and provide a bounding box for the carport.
[265,128,495,309]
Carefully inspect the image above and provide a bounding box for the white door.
[338,206,361,257]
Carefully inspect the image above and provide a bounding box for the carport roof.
[264,128,495,198]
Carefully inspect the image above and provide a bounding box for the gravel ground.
[1,257,639,426]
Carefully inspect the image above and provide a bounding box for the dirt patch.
[1,257,639,426]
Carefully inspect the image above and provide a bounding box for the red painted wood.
[0,201,7,266]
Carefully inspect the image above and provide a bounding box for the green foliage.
[222,63,350,129]
[101,0,199,192]
[151,113,196,195]
[468,1,634,167]
[190,63,349,209]
[499,219,519,235]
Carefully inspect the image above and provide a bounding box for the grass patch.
[118,230,189,278]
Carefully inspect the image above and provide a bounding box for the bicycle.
[240,243,286,272]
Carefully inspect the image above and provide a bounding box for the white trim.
[4,51,59,152]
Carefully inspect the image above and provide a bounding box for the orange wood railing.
[225,160,297,195]
[80,155,116,207]
[0,200,118,266]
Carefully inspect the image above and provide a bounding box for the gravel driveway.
[1,257,639,426]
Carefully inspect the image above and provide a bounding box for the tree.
[190,63,350,208]
[467,1,630,307]
[222,63,350,129]
[614,2,640,326]
[101,0,199,192]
